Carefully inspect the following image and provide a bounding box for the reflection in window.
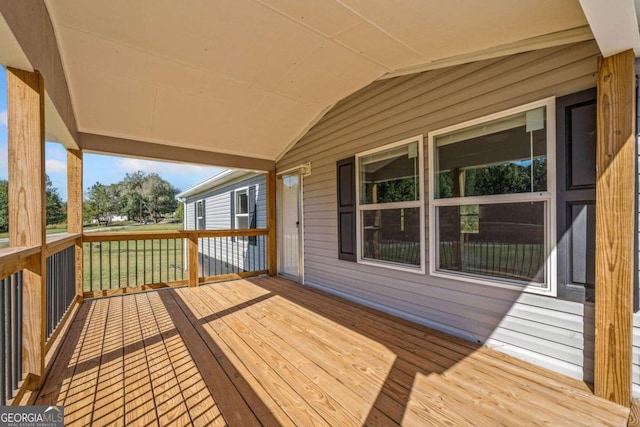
[430,100,553,291]
[360,142,419,204]
[435,107,547,198]
[357,139,423,270]
[363,208,421,266]
[437,202,545,283]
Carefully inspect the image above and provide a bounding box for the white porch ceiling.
[44,0,589,161]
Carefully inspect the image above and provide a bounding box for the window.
[429,98,556,294]
[356,136,424,272]
[195,200,205,230]
[235,188,249,230]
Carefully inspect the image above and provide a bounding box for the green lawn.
[0,222,189,289]
[84,236,187,292]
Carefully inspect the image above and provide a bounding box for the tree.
[0,175,65,232]
[85,182,120,226]
[0,180,7,232]
[119,171,146,222]
[83,171,180,225]
[46,175,66,225]
[139,173,179,223]
[175,203,184,222]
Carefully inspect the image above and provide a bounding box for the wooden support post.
[7,68,46,389]
[188,233,199,287]
[67,149,83,301]
[594,49,636,406]
[267,171,277,276]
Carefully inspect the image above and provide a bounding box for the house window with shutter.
[235,188,249,229]
[196,200,205,230]
[354,136,425,272]
[231,186,258,243]
[428,98,556,295]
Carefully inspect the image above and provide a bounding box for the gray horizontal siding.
[277,41,600,382]
[184,203,195,230]
[184,173,267,272]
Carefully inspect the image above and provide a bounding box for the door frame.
[276,164,310,283]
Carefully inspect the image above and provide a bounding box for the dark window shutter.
[556,88,597,303]
[201,201,206,230]
[337,157,356,261]
[249,185,257,245]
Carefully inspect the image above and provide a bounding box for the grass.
[83,237,187,292]
[0,223,189,289]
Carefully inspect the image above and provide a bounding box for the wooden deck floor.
[35,276,629,426]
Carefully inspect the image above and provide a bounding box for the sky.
[0,67,223,201]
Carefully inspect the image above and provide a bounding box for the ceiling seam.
[334,0,428,62]
[252,0,393,71]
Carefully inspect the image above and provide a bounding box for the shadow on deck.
[34,276,629,426]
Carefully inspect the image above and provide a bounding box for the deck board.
[36,276,630,426]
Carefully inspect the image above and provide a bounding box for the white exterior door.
[278,172,302,282]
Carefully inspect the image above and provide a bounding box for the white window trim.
[355,135,426,274]
[427,98,557,296]
[196,200,204,219]
[234,187,249,238]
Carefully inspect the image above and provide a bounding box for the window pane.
[196,201,203,218]
[437,201,545,284]
[435,107,547,198]
[360,142,420,204]
[362,207,420,266]
[236,215,249,229]
[236,190,248,214]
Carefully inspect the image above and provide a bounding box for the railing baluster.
[135,240,139,287]
[143,240,147,286]
[0,278,6,405]
[11,275,19,389]
[151,239,155,284]
[173,238,177,281]
[207,237,211,278]
[99,242,103,290]
[5,275,12,399]
[16,273,22,388]
[117,241,121,289]
[126,240,130,288]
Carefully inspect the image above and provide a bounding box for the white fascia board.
[579,0,640,57]
[176,169,261,199]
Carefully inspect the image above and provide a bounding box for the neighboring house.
[176,170,267,277]
[90,214,128,225]
[275,40,614,388]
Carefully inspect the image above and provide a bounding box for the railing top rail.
[45,233,81,258]
[83,230,187,242]
[0,245,40,260]
[191,228,269,238]
[0,245,39,281]
[83,228,269,242]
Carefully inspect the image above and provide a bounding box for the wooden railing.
[82,229,269,298]
[0,227,271,404]
[0,234,82,405]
